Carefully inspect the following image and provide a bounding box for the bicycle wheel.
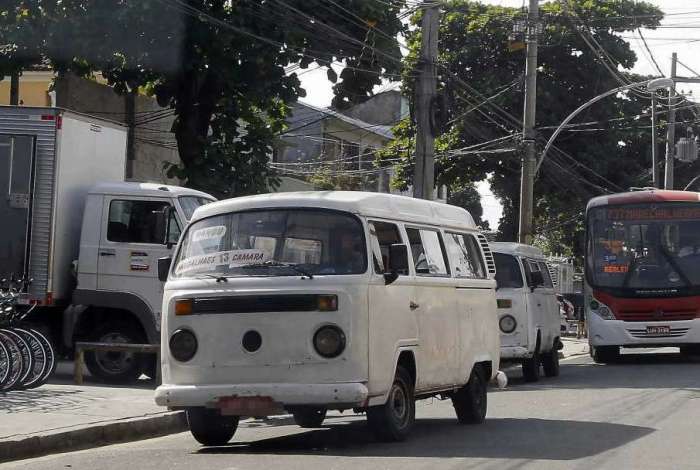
[23,327,55,388]
[0,329,33,387]
[0,331,22,391]
[0,339,10,388]
[13,328,47,390]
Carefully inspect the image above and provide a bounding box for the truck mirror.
[154,209,168,244]
[158,257,172,282]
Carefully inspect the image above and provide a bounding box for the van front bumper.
[155,382,369,409]
[500,346,532,360]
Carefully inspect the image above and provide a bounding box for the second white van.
[490,243,562,382]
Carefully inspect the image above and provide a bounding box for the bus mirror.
[158,257,172,282]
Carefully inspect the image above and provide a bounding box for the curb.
[0,411,187,463]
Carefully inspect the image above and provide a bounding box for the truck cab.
[68,182,214,382]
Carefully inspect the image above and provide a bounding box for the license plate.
[647,326,671,335]
[215,396,283,416]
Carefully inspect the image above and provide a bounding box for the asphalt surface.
[4,350,700,470]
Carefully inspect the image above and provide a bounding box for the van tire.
[84,321,145,384]
[187,408,239,446]
[452,365,487,424]
[292,408,327,428]
[367,365,415,441]
[542,344,560,377]
[522,350,541,382]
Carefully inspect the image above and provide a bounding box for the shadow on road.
[502,352,700,391]
[197,417,654,461]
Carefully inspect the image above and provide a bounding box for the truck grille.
[627,327,689,339]
[616,309,697,322]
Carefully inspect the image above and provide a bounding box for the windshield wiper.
[241,261,314,279]
[659,245,692,287]
[200,274,230,283]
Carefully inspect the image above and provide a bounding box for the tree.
[385,0,664,259]
[0,0,406,198]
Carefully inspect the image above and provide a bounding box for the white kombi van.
[490,243,562,382]
[155,192,501,444]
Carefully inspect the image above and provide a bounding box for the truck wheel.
[542,345,560,377]
[84,321,145,384]
[592,346,619,364]
[292,408,327,428]
[522,350,541,382]
[367,365,415,441]
[452,365,487,424]
[187,408,239,446]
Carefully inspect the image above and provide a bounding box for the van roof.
[489,242,545,259]
[192,191,477,230]
[89,182,214,200]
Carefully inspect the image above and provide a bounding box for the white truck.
[0,106,214,383]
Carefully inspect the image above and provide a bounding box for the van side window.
[444,232,486,279]
[108,200,171,244]
[537,261,554,288]
[406,228,449,276]
[368,221,405,275]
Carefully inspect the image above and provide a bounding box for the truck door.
[97,196,180,326]
[0,135,35,281]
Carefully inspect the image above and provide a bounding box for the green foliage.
[0,0,405,198]
[385,0,665,259]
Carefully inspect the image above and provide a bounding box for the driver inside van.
[335,232,365,274]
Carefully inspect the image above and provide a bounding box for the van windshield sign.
[175,249,267,275]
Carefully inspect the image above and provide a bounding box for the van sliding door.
[0,135,36,281]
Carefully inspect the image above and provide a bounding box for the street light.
[647,78,675,189]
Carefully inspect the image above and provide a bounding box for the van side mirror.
[158,257,172,282]
[384,244,409,285]
[530,271,544,291]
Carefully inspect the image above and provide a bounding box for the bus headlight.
[169,328,198,362]
[313,325,346,358]
[590,300,615,320]
[499,315,517,334]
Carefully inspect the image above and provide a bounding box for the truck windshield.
[172,209,367,279]
[179,196,215,220]
[587,203,700,290]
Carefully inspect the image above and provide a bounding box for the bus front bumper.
[155,382,369,411]
[589,315,700,347]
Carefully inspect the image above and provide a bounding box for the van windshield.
[172,209,366,279]
[494,253,524,288]
[179,196,215,220]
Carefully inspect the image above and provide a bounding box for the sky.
[298,0,700,229]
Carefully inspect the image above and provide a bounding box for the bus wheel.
[452,365,487,424]
[367,365,415,441]
[592,346,619,364]
[522,350,540,382]
[543,344,560,377]
[187,408,239,446]
[292,408,327,428]
[680,345,700,357]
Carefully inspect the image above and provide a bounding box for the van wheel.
[292,408,327,428]
[522,350,540,382]
[542,347,560,377]
[592,346,619,364]
[367,365,415,441]
[187,408,239,446]
[452,365,487,424]
[84,321,145,384]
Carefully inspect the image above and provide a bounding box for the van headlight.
[313,325,345,358]
[590,299,615,320]
[169,328,198,362]
[499,315,517,334]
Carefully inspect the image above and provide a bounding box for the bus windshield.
[587,203,700,290]
[172,209,366,279]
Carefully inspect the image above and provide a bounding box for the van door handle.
[410,301,420,311]
[99,250,116,257]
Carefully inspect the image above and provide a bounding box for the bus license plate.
[215,396,283,416]
[647,326,670,335]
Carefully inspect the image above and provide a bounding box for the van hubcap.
[389,383,409,427]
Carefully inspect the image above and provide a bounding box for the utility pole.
[413,2,439,200]
[651,93,658,188]
[9,72,20,106]
[665,53,678,190]
[518,0,539,244]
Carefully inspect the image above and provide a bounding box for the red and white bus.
[585,189,700,362]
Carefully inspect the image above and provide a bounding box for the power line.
[637,28,664,76]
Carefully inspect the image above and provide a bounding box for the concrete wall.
[342,90,408,125]
[0,71,53,106]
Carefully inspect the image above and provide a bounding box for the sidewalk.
[0,361,185,463]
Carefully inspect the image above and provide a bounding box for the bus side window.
[369,221,405,275]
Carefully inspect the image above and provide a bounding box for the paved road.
[4,351,700,470]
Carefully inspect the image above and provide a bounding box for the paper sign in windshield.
[176,249,268,275]
[192,226,226,243]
